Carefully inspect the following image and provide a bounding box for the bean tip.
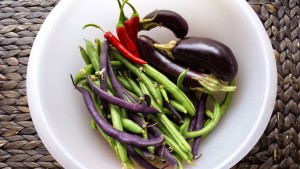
[193,153,202,160]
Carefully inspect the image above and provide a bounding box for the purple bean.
[73,84,164,147]
[140,149,156,160]
[126,145,159,169]
[149,132,179,168]
[128,113,146,129]
[122,89,138,103]
[106,50,124,100]
[87,76,161,114]
[148,125,162,138]
[164,101,183,123]
[191,94,207,159]
[121,89,149,129]
[100,40,109,91]
[99,40,109,114]
[188,98,199,132]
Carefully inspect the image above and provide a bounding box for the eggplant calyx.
[140,12,159,23]
[140,13,161,30]
[191,74,236,94]
[153,40,177,59]
[140,22,162,31]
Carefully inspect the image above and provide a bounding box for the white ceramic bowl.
[27,0,277,168]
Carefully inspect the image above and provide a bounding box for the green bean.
[182,95,221,138]
[220,80,235,117]
[206,109,214,119]
[121,118,145,134]
[170,120,180,131]
[123,94,155,154]
[177,68,189,92]
[159,113,191,153]
[124,90,140,101]
[95,38,101,57]
[154,82,163,108]
[159,85,169,102]
[90,119,97,130]
[173,153,184,169]
[142,64,195,116]
[163,134,193,164]
[139,81,163,111]
[79,46,91,65]
[169,99,187,114]
[92,76,115,96]
[111,61,123,67]
[151,114,188,152]
[202,119,212,138]
[116,75,134,92]
[111,49,161,104]
[74,64,95,85]
[126,77,143,97]
[120,109,127,118]
[179,116,190,135]
[149,116,171,136]
[162,107,172,116]
[85,39,100,71]
[110,105,132,168]
[141,129,155,154]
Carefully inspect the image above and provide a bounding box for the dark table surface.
[0,0,299,168]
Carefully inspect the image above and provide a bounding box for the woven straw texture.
[0,0,299,168]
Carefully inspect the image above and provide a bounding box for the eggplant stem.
[153,40,177,59]
[191,74,236,94]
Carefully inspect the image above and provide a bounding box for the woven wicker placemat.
[0,0,299,168]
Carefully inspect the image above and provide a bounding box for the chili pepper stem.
[125,1,139,17]
[83,23,105,33]
[116,0,128,21]
[117,0,128,28]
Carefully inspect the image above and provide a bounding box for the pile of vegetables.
[72,1,238,169]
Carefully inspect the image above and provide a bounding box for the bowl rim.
[27,0,277,169]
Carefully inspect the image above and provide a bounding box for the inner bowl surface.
[27,0,276,169]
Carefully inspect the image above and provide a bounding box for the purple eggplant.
[140,10,189,38]
[137,35,236,93]
[154,37,238,81]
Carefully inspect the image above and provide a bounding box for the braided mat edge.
[0,0,299,168]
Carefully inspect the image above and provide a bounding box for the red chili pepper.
[117,0,132,44]
[124,21,132,42]
[124,1,140,44]
[104,31,147,64]
[82,23,146,64]
[116,0,141,58]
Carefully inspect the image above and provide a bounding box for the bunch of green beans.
[73,38,235,169]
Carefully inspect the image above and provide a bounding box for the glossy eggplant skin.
[137,35,201,88]
[140,10,189,38]
[171,37,238,81]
